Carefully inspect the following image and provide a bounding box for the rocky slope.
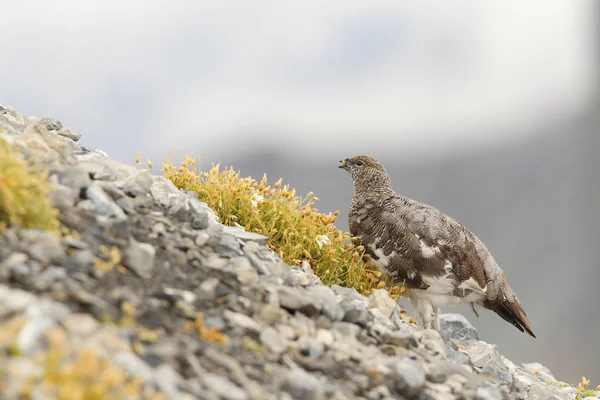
[0,105,596,400]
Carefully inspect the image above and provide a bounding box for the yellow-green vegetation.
[575,376,597,400]
[0,138,59,234]
[0,320,165,400]
[163,155,405,298]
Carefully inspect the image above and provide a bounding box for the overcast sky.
[1,0,597,163]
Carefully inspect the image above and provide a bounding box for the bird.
[338,155,535,337]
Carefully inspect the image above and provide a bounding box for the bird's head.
[338,155,392,193]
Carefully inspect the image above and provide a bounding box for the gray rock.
[223,225,270,246]
[343,308,370,327]
[439,314,479,345]
[243,241,289,277]
[260,326,289,354]
[296,335,323,358]
[223,310,262,333]
[114,352,155,382]
[124,171,154,195]
[522,362,556,383]
[17,301,70,356]
[420,329,448,357]
[390,361,426,396]
[58,165,91,190]
[464,341,513,385]
[122,241,156,279]
[0,285,37,318]
[51,183,79,210]
[38,117,62,131]
[259,304,288,325]
[285,267,320,286]
[57,127,81,142]
[198,278,220,298]
[203,373,248,400]
[84,183,128,220]
[367,385,392,400]
[226,257,259,285]
[39,266,67,282]
[367,289,397,318]
[153,363,183,400]
[281,368,324,399]
[278,286,320,316]
[474,385,503,400]
[20,230,65,265]
[150,176,181,208]
[304,285,340,320]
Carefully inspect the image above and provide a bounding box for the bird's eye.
[355,161,364,167]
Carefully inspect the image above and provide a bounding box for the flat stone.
[203,373,248,400]
[58,165,91,190]
[277,286,320,317]
[20,230,65,266]
[390,361,426,396]
[84,183,128,220]
[223,310,262,333]
[39,117,62,131]
[122,241,156,279]
[51,183,79,210]
[222,226,270,246]
[281,368,324,399]
[439,313,479,345]
[304,285,341,320]
[260,326,289,354]
[367,289,397,318]
[57,127,81,142]
[150,177,180,208]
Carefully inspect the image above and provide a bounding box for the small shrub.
[576,376,596,400]
[0,138,59,234]
[163,155,404,298]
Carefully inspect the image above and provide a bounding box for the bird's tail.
[490,299,536,338]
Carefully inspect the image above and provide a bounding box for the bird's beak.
[338,159,348,169]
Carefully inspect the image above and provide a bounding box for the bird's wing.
[385,196,535,337]
[373,195,488,294]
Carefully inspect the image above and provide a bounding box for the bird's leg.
[420,313,431,329]
[419,302,434,329]
[432,306,440,330]
[471,303,480,318]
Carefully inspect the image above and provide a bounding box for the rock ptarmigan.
[339,155,535,337]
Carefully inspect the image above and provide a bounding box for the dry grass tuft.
[0,138,59,234]
[163,155,405,298]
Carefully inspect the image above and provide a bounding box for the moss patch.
[0,138,59,234]
[163,155,404,298]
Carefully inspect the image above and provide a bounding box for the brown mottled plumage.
[339,155,535,337]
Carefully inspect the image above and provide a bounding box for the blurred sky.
[1,0,597,164]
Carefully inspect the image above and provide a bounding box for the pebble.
[260,326,289,354]
[277,286,320,316]
[122,240,156,279]
[57,126,81,141]
[223,310,262,333]
[203,373,248,400]
[391,361,426,396]
[439,313,479,346]
[85,182,128,220]
[222,226,270,246]
[20,230,65,265]
[367,289,397,318]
